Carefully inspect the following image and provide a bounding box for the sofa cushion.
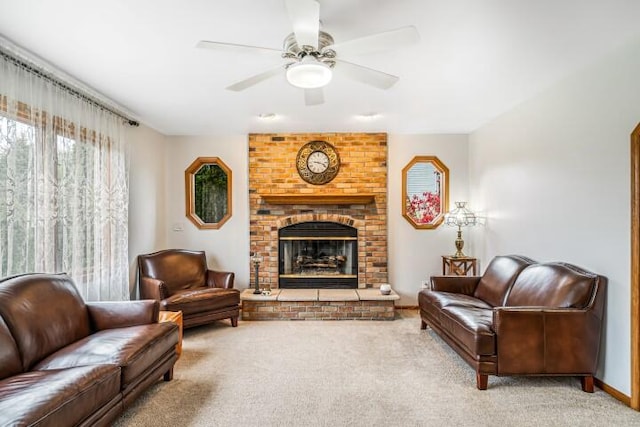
[0,316,22,380]
[0,273,90,370]
[473,255,535,307]
[505,263,597,308]
[33,323,178,388]
[0,364,120,427]
[163,287,240,315]
[440,306,496,356]
[419,290,492,310]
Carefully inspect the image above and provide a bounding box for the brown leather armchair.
[137,249,240,328]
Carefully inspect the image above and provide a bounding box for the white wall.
[388,134,469,305]
[127,124,168,296]
[164,135,250,289]
[469,38,640,395]
[146,133,468,302]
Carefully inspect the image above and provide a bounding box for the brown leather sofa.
[418,255,606,391]
[0,272,179,426]
[137,249,240,328]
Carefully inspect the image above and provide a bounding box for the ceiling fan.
[196,0,420,106]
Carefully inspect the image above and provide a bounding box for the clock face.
[307,151,329,173]
[296,141,340,185]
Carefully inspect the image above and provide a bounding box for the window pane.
[194,163,228,223]
[0,116,37,276]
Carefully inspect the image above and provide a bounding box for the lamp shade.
[444,201,477,228]
[286,56,332,89]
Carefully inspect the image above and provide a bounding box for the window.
[0,54,129,300]
[185,157,232,229]
[402,156,449,229]
[0,116,37,273]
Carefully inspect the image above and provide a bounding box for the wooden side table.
[159,310,183,358]
[442,256,477,276]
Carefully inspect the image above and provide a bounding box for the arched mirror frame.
[402,155,450,230]
[185,157,232,229]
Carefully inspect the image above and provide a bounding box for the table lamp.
[444,201,477,258]
[251,253,263,294]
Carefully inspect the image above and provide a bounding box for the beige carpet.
[114,310,639,426]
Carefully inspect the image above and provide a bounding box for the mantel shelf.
[260,194,376,205]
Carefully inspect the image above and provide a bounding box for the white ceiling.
[1,0,639,135]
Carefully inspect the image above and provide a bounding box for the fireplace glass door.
[279,222,357,289]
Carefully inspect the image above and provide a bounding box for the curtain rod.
[0,45,139,127]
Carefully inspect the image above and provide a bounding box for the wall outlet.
[421,280,429,289]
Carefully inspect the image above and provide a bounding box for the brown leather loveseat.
[138,249,240,328]
[0,273,179,426]
[418,255,606,391]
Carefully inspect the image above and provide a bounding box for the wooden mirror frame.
[185,157,232,229]
[402,156,449,229]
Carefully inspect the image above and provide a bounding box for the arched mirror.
[402,156,449,229]
[185,157,232,229]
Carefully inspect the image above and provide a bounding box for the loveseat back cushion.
[0,273,90,370]
[473,255,536,307]
[138,249,207,295]
[504,263,597,308]
[0,316,22,379]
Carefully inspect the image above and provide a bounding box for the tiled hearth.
[241,289,399,320]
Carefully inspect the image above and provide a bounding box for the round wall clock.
[296,140,341,185]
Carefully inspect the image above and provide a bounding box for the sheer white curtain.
[0,52,129,301]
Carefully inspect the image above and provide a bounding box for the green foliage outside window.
[194,164,228,223]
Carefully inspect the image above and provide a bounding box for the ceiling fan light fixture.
[356,112,381,121]
[286,56,332,89]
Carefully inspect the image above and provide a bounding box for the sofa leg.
[476,373,488,390]
[420,320,427,330]
[581,375,594,393]
[231,316,238,327]
[163,367,174,382]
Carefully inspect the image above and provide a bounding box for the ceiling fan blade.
[226,66,283,91]
[335,60,399,90]
[285,0,320,49]
[196,40,281,56]
[304,88,324,106]
[326,26,420,57]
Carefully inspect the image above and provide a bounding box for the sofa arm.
[430,275,481,295]
[87,300,160,331]
[493,307,602,375]
[139,276,167,300]
[207,270,235,289]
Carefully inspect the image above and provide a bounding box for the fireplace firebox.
[278,222,357,289]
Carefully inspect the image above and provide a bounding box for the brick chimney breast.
[249,133,388,289]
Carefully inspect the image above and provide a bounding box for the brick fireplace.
[249,133,388,289]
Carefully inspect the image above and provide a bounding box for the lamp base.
[253,262,261,294]
[453,228,466,258]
